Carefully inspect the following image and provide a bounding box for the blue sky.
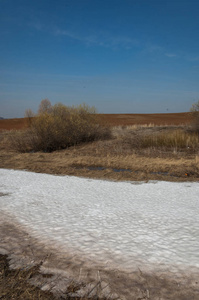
[0,0,199,118]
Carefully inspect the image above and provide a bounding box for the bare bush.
[9,130,38,152]
[190,100,199,133]
[38,98,52,115]
[12,102,112,152]
[190,112,199,134]
[190,100,199,112]
[24,109,34,126]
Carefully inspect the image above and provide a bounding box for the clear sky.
[0,0,199,118]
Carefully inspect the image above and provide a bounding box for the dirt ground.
[0,114,199,299]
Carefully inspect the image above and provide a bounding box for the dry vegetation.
[0,254,54,300]
[0,253,110,300]
[0,106,199,299]
[10,102,111,153]
[0,117,199,182]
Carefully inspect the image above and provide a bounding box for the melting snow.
[0,168,199,274]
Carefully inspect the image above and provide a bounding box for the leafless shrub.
[38,98,52,115]
[190,100,199,134]
[189,112,199,134]
[24,109,35,127]
[9,130,38,152]
[11,102,112,152]
[190,100,199,113]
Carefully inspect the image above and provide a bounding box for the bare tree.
[190,100,199,133]
[190,100,199,112]
[38,99,52,114]
[24,109,34,126]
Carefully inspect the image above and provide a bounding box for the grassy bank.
[0,124,199,182]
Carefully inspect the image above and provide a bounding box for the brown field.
[100,112,192,126]
[0,112,192,131]
[0,112,199,299]
[0,118,29,131]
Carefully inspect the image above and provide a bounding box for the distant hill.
[0,117,4,120]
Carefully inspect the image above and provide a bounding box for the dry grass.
[140,129,199,151]
[0,254,53,299]
[1,124,199,182]
[120,127,199,153]
[0,254,110,300]
[112,124,199,155]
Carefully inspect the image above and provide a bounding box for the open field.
[100,112,192,126]
[0,113,199,299]
[0,118,29,131]
[0,112,192,131]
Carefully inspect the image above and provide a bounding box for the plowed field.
[101,112,191,126]
[0,112,192,131]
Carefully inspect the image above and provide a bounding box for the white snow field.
[0,168,199,298]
